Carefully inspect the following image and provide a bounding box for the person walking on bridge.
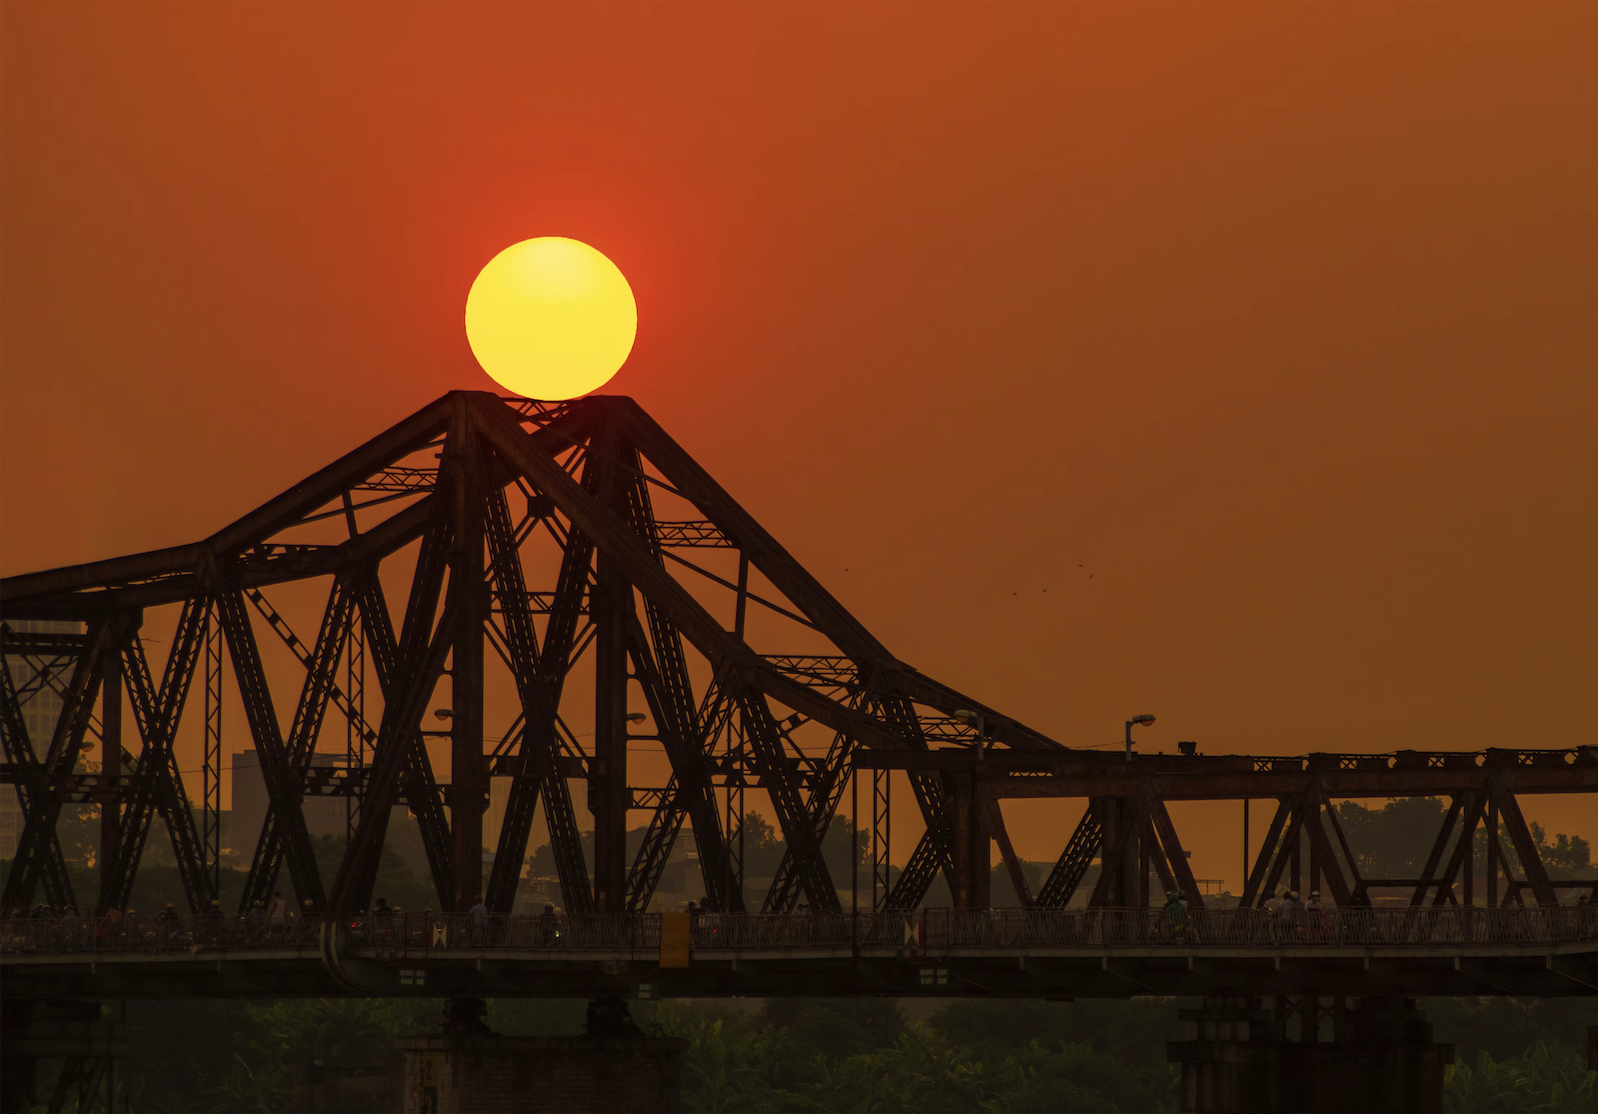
[158,903,181,949]
[1163,890,1188,941]
[267,892,287,943]
[536,902,561,946]
[469,895,489,945]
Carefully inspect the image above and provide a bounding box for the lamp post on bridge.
[1124,714,1155,763]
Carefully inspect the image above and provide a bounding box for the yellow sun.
[465,237,637,399]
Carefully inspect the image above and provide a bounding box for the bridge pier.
[1,999,129,1114]
[1167,995,1453,1113]
[396,996,685,1114]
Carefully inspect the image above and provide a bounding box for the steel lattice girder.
[1,392,1071,922]
[4,392,1595,924]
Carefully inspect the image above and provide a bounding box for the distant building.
[231,750,354,854]
[1,620,82,859]
[229,750,415,860]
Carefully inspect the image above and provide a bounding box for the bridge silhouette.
[3,391,1594,1112]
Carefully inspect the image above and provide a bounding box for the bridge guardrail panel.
[4,905,1594,958]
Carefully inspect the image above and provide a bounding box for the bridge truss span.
[2,391,1594,948]
[0,392,1058,927]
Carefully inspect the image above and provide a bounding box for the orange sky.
[3,3,1595,887]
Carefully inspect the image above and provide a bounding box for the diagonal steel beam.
[616,461,739,912]
[1300,794,1355,908]
[1034,803,1102,910]
[215,589,325,910]
[1145,816,1178,897]
[735,686,839,911]
[1428,789,1488,907]
[1410,795,1465,907]
[1,396,455,605]
[1,619,112,913]
[1321,798,1368,905]
[353,547,454,911]
[105,605,209,913]
[611,397,1063,753]
[237,580,357,911]
[1256,785,1320,905]
[473,395,1013,761]
[484,479,596,915]
[1238,796,1293,909]
[328,593,460,916]
[857,687,958,911]
[986,798,1034,907]
[623,777,688,913]
[1489,778,1557,906]
[762,728,854,913]
[0,624,80,914]
[1149,799,1206,911]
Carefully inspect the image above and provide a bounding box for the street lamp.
[1124,714,1155,763]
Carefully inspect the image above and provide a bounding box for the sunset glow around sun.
[465,237,637,399]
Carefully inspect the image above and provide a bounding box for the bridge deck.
[6,909,1595,1000]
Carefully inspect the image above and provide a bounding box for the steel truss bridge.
[1,392,1596,945]
[3,391,1596,1113]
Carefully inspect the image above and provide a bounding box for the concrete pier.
[1167,995,1453,1113]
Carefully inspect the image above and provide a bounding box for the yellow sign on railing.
[660,912,690,968]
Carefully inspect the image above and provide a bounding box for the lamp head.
[1130,714,1156,727]
[433,709,455,721]
[626,712,648,724]
[951,709,979,723]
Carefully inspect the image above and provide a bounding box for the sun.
[465,237,637,399]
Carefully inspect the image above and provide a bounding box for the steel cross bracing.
[854,747,1598,914]
[5,392,1591,931]
[1,619,114,916]
[0,393,1062,922]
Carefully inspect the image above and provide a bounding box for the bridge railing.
[912,905,1598,948]
[4,905,1595,957]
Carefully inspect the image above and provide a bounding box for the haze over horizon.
[3,2,1594,883]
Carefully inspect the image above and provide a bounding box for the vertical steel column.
[950,771,972,907]
[972,778,990,909]
[1242,798,1250,903]
[99,640,122,912]
[850,767,859,915]
[872,768,891,909]
[1097,796,1117,906]
[590,428,630,914]
[1462,803,1477,907]
[202,608,223,901]
[345,618,365,844]
[1138,817,1151,909]
[592,549,630,913]
[724,777,744,912]
[1290,814,1302,898]
[1308,801,1321,897]
[1485,798,1498,908]
[948,768,990,909]
[449,408,487,912]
